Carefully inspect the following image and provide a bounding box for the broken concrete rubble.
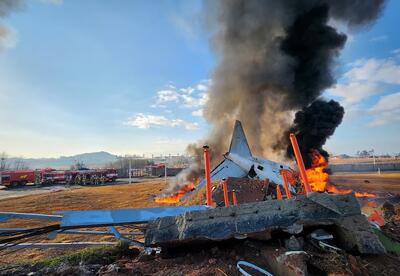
[145,193,385,254]
[285,235,304,251]
[261,248,308,276]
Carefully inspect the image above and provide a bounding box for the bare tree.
[70,160,87,170]
[0,152,10,171]
[12,159,29,171]
[108,156,154,178]
[356,150,371,158]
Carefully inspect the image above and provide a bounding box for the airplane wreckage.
[0,121,386,256]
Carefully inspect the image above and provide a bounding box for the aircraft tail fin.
[228,120,252,157]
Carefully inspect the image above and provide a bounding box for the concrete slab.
[145,193,385,254]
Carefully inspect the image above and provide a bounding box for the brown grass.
[330,171,400,193]
[0,180,168,264]
[0,180,166,214]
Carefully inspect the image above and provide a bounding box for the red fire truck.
[0,170,37,187]
[0,168,118,188]
[102,168,118,182]
[41,170,68,185]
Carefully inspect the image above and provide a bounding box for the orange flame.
[368,210,385,226]
[306,150,374,198]
[306,150,329,192]
[155,183,195,204]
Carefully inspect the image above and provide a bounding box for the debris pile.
[212,177,271,206]
[146,193,385,255]
[382,201,400,242]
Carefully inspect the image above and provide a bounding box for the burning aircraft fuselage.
[224,152,292,191]
[179,120,375,202]
[182,120,295,200]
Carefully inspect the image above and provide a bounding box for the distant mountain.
[8,151,118,169]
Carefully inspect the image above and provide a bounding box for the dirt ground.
[0,179,169,264]
[330,171,400,193]
[329,157,400,164]
[0,179,169,214]
[0,178,156,201]
[0,172,399,266]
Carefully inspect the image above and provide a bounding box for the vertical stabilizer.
[229,120,252,157]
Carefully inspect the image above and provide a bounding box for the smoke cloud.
[284,99,344,167]
[0,0,23,52]
[171,0,386,190]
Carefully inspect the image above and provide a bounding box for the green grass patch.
[39,241,132,268]
[373,228,400,254]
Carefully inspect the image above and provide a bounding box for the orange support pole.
[203,145,213,206]
[276,185,282,200]
[289,133,312,193]
[232,190,238,206]
[222,178,229,207]
[280,170,292,199]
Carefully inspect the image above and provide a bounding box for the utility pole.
[129,158,132,184]
[0,156,4,186]
[372,149,376,166]
[164,155,168,185]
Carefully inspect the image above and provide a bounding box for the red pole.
[280,170,292,199]
[276,185,282,200]
[232,190,238,206]
[222,178,229,207]
[203,145,213,206]
[289,133,312,193]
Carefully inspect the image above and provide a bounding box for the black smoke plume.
[169,0,386,191]
[0,0,22,17]
[285,100,344,168]
[280,4,346,108]
[276,3,347,166]
[0,0,23,52]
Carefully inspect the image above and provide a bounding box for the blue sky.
[0,0,399,158]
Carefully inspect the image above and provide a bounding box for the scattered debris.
[310,229,333,241]
[212,177,271,206]
[146,193,385,254]
[285,236,304,251]
[237,260,272,276]
[262,247,308,276]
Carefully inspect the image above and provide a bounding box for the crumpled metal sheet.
[59,205,208,228]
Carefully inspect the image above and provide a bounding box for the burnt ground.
[2,238,400,275]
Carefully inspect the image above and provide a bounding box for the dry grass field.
[329,157,400,164]
[0,180,169,264]
[330,171,400,193]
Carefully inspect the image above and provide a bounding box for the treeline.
[0,152,30,171]
[106,155,192,178]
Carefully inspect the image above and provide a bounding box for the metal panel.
[59,205,208,228]
[0,228,141,236]
[181,158,246,201]
[229,120,252,157]
[1,242,116,249]
[0,212,62,222]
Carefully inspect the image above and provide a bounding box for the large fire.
[156,150,374,204]
[306,149,329,192]
[306,150,374,197]
[154,183,195,204]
